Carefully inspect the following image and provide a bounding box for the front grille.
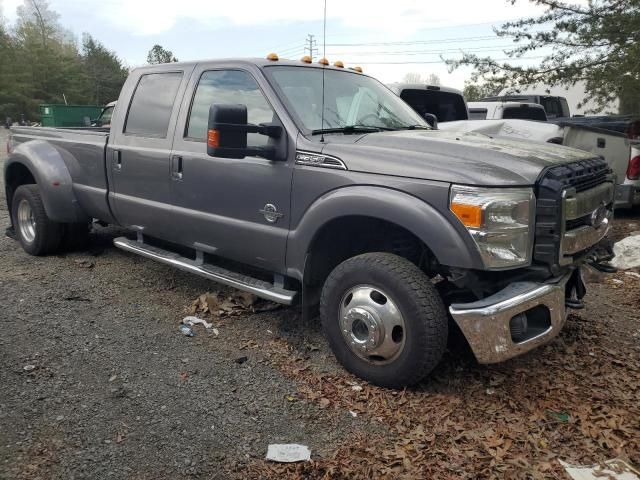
[533,157,611,270]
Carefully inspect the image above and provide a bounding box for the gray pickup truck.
[4,56,615,387]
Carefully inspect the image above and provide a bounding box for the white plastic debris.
[611,279,624,285]
[266,444,311,463]
[610,234,640,270]
[349,411,358,418]
[625,272,640,279]
[351,385,363,392]
[182,316,212,329]
[23,364,36,372]
[560,459,640,480]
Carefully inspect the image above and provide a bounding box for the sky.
[1,0,555,89]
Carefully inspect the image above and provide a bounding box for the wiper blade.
[396,124,431,130]
[311,125,385,135]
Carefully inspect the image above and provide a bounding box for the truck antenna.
[320,0,327,143]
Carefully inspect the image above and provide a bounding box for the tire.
[11,184,64,256]
[320,252,448,388]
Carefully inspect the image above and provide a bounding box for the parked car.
[467,101,547,121]
[92,101,117,127]
[479,94,571,118]
[5,56,615,387]
[387,83,468,124]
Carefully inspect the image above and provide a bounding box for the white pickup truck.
[467,101,547,122]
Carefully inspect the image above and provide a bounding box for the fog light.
[510,313,528,342]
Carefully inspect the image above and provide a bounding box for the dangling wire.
[320,0,327,143]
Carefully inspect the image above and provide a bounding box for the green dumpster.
[39,104,104,127]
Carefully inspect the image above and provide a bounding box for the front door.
[108,68,192,241]
[169,67,294,273]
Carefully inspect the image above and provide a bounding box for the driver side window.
[186,70,274,146]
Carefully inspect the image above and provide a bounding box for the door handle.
[113,150,122,171]
[171,155,183,180]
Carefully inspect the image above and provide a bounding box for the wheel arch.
[5,142,89,223]
[286,185,483,286]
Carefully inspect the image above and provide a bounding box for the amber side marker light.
[333,60,344,68]
[300,55,312,63]
[266,52,279,61]
[207,129,220,148]
[318,57,329,66]
[451,202,482,228]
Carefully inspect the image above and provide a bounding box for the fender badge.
[259,204,284,223]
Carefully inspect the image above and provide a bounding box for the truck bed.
[9,126,112,221]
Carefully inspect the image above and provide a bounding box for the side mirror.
[207,104,283,160]
[422,112,438,129]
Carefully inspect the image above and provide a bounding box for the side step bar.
[113,237,298,305]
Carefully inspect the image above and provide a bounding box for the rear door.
[108,67,194,241]
[169,64,294,272]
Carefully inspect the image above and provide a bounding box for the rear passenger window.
[125,72,183,137]
[187,70,274,145]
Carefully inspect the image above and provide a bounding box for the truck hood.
[319,129,595,186]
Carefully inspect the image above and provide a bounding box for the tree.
[462,81,500,101]
[146,44,178,64]
[402,72,441,85]
[80,33,127,105]
[447,0,640,114]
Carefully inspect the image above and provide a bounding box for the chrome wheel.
[339,285,406,364]
[17,199,36,244]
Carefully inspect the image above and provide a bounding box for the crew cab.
[4,56,615,387]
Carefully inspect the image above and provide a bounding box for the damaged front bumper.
[449,272,574,364]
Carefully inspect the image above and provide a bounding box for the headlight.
[450,185,535,268]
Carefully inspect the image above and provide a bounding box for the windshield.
[267,66,427,133]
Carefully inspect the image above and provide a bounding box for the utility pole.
[304,34,318,61]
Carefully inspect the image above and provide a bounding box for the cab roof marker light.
[318,57,329,66]
[266,53,279,61]
[333,60,344,68]
[300,55,312,64]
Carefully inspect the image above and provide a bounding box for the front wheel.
[11,184,64,256]
[320,253,448,388]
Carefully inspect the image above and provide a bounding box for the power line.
[326,36,512,47]
[327,45,517,56]
[340,56,546,65]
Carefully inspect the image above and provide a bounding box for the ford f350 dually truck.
[4,56,615,387]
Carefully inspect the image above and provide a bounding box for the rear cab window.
[502,106,547,121]
[125,72,184,137]
[399,89,468,122]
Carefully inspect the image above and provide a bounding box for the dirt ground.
[0,127,639,480]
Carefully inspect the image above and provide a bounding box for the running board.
[113,237,298,305]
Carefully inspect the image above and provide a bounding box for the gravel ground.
[1,127,639,479]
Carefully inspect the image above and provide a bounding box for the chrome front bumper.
[449,273,571,364]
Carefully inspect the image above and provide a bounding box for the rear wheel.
[11,184,64,256]
[320,252,448,388]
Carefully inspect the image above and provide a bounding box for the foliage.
[146,44,178,64]
[462,81,501,101]
[80,33,128,105]
[402,72,441,86]
[0,0,128,121]
[448,0,640,114]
